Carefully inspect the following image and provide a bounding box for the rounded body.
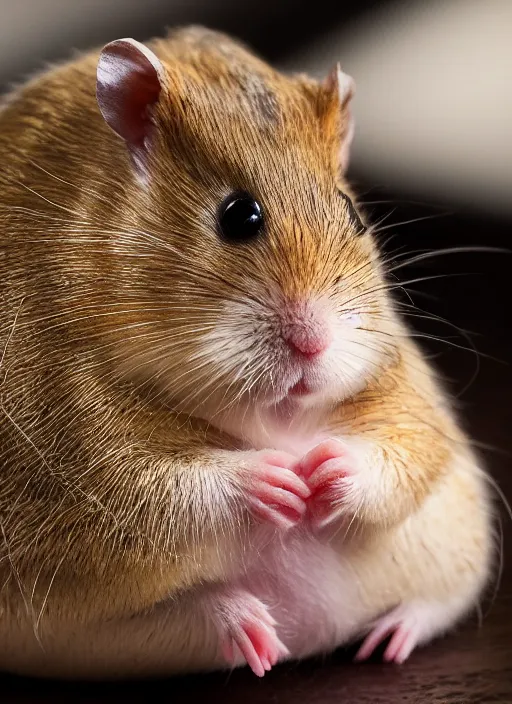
[0,27,493,678]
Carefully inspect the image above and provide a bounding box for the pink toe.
[249,499,297,530]
[261,451,297,469]
[261,656,271,671]
[299,439,346,479]
[384,627,417,664]
[252,483,306,518]
[354,622,396,662]
[235,629,265,677]
[308,459,349,493]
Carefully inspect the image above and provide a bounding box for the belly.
[238,527,371,659]
[0,531,369,679]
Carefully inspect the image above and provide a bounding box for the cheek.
[326,325,386,388]
[199,314,265,376]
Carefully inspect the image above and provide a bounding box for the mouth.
[287,377,312,397]
[256,354,325,406]
[257,374,315,408]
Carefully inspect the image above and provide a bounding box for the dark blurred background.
[2,0,511,216]
[1,1,511,701]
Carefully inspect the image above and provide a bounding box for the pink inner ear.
[97,39,162,148]
[323,64,355,176]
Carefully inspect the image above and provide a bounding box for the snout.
[280,300,333,359]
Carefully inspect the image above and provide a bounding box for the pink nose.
[282,318,332,358]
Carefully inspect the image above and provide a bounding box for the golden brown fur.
[0,26,492,677]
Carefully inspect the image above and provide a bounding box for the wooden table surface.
[2,192,511,703]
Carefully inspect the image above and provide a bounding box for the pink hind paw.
[354,601,447,664]
[355,616,419,664]
[212,587,289,677]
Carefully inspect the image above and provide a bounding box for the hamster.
[0,26,493,679]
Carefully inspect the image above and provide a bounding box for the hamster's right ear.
[97,38,165,182]
[321,64,355,179]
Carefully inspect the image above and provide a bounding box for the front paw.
[242,450,311,530]
[299,439,367,531]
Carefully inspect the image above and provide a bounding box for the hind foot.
[354,600,456,664]
[210,587,289,677]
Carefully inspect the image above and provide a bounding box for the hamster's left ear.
[96,38,165,181]
[321,64,355,178]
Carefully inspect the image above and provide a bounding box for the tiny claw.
[261,656,271,671]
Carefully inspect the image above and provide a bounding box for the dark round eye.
[218,192,264,243]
